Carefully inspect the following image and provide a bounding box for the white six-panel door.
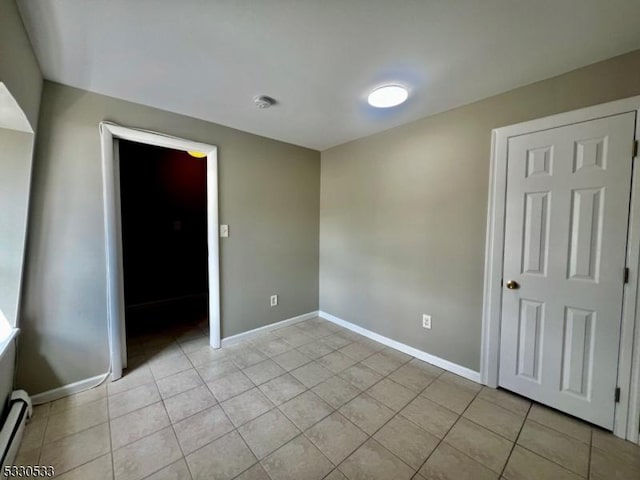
[499,112,636,428]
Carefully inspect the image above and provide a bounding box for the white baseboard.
[318,311,481,384]
[221,310,319,346]
[30,373,110,405]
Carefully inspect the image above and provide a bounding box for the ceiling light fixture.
[254,95,276,109]
[187,151,207,158]
[367,85,408,108]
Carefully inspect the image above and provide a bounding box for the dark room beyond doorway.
[118,139,208,339]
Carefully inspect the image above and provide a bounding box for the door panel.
[499,112,636,428]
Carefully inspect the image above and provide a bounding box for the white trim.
[30,373,110,405]
[481,94,640,442]
[319,311,481,384]
[221,311,319,346]
[99,122,220,381]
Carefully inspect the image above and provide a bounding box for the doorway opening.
[100,122,220,382]
[119,140,209,355]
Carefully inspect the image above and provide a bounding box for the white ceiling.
[17,0,640,151]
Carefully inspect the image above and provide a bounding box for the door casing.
[99,122,220,382]
[481,96,640,442]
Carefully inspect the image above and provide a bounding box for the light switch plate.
[220,225,229,237]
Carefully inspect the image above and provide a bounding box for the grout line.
[409,378,483,477]
[498,400,533,478]
[587,429,593,479]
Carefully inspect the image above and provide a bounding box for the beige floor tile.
[254,337,292,357]
[207,371,255,402]
[173,404,234,455]
[366,378,416,411]
[338,364,383,390]
[108,366,155,397]
[312,376,361,409]
[186,430,256,480]
[195,359,239,382]
[444,418,512,473]
[113,426,181,480]
[422,378,477,414]
[109,383,161,419]
[360,351,405,376]
[156,369,203,399]
[527,404,591,444]
[186,344,228,367]
[590,444,640,480]
[325,469,348,480]
[306,412,368,464]
[477,387,531,417]
[243,359,285,385]
[20,416,47,452]
[177,335,209,353]
[13,445,39,467]
[418,443,499,480]
[321,334,353,350]
[438,371,481,392]
[259,373,307,405]
[220,387,274,427]
[318,350,358,373]
[145,458,192,480]
[463,397,524,441]
[290,362,333,388]
[149,351,192,380]
[339,393,394,435]
[50,385,107,414]
[31,402,52,420]
[164,385,217,423]
[279,390,334,430]
[238,408,300,459]
[297,341,335,359]
[517,420,589,477]
[235,463,270,480]
[231,349,269,369]
[503,445,583,480]
[40,423,111,475]
[338,342,378,362]
[399,395,458,438]
[54,453,113,480]
[43,398,108,444]
[591,428,640,467]
[272,349,312,371]
[339,438,414,480]
[275,328,315,348]
[388,364,438,392]
[261,435,333,480]
[373,415,439,469]
[110,401,170,449]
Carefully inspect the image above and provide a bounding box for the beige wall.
[18,82,320,394]
[320,49,640,371]
[0,0,42,129]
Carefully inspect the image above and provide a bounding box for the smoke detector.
[254,95,276,109]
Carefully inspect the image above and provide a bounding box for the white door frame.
[481,95,640,442]
[99,122,220,381]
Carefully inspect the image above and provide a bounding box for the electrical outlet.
[422,314,431,329]
[270,295,278,307]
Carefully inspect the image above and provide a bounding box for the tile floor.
[14,314,640,480]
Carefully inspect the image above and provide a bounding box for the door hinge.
[615,387,621,403]
[634,140,639,158]
[624,268,630,284]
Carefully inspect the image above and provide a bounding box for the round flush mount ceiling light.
[367,85,408,108]
[187,151,207,158]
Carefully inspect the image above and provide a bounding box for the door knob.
[506,280,520,290]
